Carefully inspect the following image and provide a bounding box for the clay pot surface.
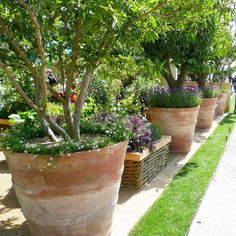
[196,98,218,129]
[146,106,199,153]
[217,93,228,115]
[5,141,127,236]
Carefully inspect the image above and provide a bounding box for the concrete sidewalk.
[188,125,236,236]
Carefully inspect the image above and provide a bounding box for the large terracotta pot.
[196,98,218,129]
[217,93,228,115]
[4,141,127,236]
[146,106,199,153]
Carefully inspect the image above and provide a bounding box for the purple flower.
[125,115,159,152]
[96,112,119,123]
[145,86,202,108]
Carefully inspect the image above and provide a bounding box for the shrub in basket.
[95,112,161,153]
[144,86,202,153]
[196,86,221,128]
[125,114,161,152]
[96,113,170,189]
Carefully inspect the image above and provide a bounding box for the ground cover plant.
[129,113,236,236]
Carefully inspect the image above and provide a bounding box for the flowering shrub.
[125,114,161,152]
[0,112,131,156]
[200,86,221,98]
[147,86,202,108]
[93,112,161,152]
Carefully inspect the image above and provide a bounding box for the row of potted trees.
[0,1,233,235]
[0,82,228,235]
[146,85,227,153]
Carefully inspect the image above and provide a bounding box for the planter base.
[196,98,217,129]
[5,141,127,236]
[121,136,171,190]
[217,93,228,115]
[146,106,199,153]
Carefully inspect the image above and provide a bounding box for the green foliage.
[0,80,32,119]
[147,87,202,108]
[0,113,131,156]
[119,94,144,115]
[9,110,37,125]
[92,79,112,105]
[82,97,99,118]
[201,86,221,98]
[143,1,235,87]
[81,116,131,144]
[150,124,162,141]
[118,77,158,114]
[0,120,45,153]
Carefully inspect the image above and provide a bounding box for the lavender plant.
[147,86,202,108]
[200,86,221,98]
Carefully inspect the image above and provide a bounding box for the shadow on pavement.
[0,220,30,236]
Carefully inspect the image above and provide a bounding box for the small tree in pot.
[0,1,175,235]
[144,86,202,153]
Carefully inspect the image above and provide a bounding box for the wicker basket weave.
[121,136,171,190]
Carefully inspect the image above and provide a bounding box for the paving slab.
[188,124,236,236]
[0,114,227,236]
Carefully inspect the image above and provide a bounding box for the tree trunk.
[177,69,188,88]
[39,117,59,142]
[163,59,177,89]
[72,68,94,140]
[197,73,208,87]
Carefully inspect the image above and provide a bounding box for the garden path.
[0,114,227,236]
[188,124,236,236]
[112,114,227,236]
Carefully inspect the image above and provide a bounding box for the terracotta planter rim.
[4,140,128,160]
[202,97,218,100]
[148,105,200,111]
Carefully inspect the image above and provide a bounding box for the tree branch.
[0,60,38,111]
[0,16,38,79]
[0,60,72,142]
[47,83,74,134]
[65,20,83,101]
[46,116,72,142]
[72,67,94,139]
[36,0,42,15]
[16,0,47,113]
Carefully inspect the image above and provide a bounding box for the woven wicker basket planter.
[121,135,171,190]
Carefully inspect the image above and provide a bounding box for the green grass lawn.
[129,113,236,236]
